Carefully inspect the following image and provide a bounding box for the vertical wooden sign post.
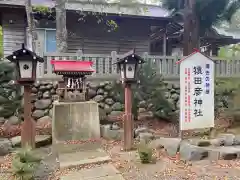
[176,50,215,158]
[114,49,144,151]
[6,44,44,148]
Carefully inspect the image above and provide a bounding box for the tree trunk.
[25,0,36,51]
[56,0,67,52]
[191,1,200,50]
[183,0,199,55]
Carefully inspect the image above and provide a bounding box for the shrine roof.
[176,49,214,64]
[51,60,95,73]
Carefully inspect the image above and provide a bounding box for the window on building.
[45,29,56,52]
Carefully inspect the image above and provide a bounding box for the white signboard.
[179,52,214,130]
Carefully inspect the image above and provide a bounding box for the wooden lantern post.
[6,44,44,148]
[115,49,144,151]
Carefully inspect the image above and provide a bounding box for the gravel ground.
[104,141,240,180]
[2,141,240,180]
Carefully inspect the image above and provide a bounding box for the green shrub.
[137,141,153,164]
[12,146,42,180]
[0,60,22,118]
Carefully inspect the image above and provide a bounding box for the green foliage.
[214,79,240,123]
[32,5,118,31]
[137,141,153,164]
[137,61,175,120]
[162,0,240,35]
[32,5,51,14]
[12,146,42,180]
[218,44,240,59]
[0,61,22,118]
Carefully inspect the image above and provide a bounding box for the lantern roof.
[51,60,95,75]
[5,44,44,63]
[116,49,145,64]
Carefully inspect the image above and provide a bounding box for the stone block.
[217,133,235,146]
[188,138,211,147]
[148,139,164,150]
[179,142,208,161]
[138,132,154,143]
[0,138,12,156]
[52,101,100,153]
[156,137,182,156]
[100,125,123,140]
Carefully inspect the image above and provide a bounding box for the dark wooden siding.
[1,8,26,57]
[65,13,155,54]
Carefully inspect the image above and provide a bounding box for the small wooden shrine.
[51,60,95,102]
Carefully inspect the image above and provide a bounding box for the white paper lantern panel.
[125,64,135,79]
[19,61,33,78]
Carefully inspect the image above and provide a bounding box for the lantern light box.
[116,49,144,83]
[6,44,44,83]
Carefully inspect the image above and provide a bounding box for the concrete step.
[59,148,111,169]
[53,141,102,154]
[60,164,125,180]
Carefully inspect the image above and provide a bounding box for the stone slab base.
[58,148,111,169]
[60,164,124,180]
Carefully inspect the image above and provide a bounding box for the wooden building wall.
[65,13,152,54]
[1,8,166,57]
[34,12,166,55]
[1,8,26,57]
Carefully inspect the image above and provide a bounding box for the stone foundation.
[52,101,100,142]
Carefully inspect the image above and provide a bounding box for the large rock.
[10,136,21,147]
[100,125,123,140]
[211,138,225,146]
[34,81,41,88]
[208,147,240,160]
[36,116,52,128]
[43,91,51,99]
[218,133,235,146]
[104,84,113,91]
[97,88,104,95]
[134,127,149,137]
[88,82,99,90]
[35,135,52,148]
[188,138,211,147]
[105,98,114,106]
[107,111,123,122]
[32,110,45,119]
[112,102,122,111]
[31,87,38,93]
[138,111,153,121]
[0,95,8,103]
[138,101,147,108]
[138,132,154,143]
[34,99,52,110]
[5,116,19,125]
[104,104,112,114]
[156,137,182,156]
[88,89,97,99]
[0,106,15,118]
[93,95,104,102]
[148,139,164,150]
[179,142,209,161]
[234,135,240,145]
[0,117,5,125]
[10,135,52,148]
[0,138,12,155]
